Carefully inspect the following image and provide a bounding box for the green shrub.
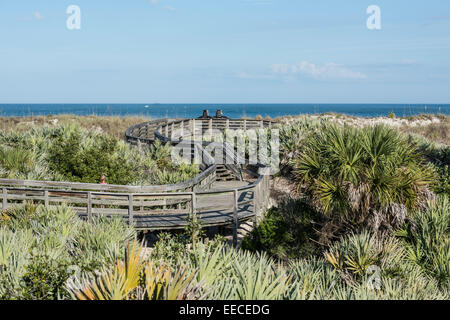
[0,204,135,299]
[397,196,449,287]
[61,227,450,301]
[242,198,321,260]
[47,128,135,184]
[148,234,448,300]
[279,117,323,174]
[20,253,74,300]
[150,232,190,266]
[241,207,290,255]
[324,230,405,278]
[292,123,435,233]
[230,251,289,300]
[287,258,340,300]
[0,123,199,185]
[434,165,450,196]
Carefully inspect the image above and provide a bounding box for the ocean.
[0,104,448,119]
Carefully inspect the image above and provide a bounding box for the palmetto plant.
[0,204,135,299]
[0,147,36,179]
[287,257,340,300]
[279,117,323,171]
[188,242,234,287]
[398,196,450,287]
[72,241,145,300]
[70,241,204,300]
[325,230,379,277]
[0,227,34,297]
[231,251,290,300]
[1,200,448,300]
[292,123,435,232]
[144,263,205,300]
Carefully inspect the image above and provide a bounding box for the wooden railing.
[0,167,270,244]
[154,118,274,143]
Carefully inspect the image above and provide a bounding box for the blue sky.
[1,0,450,103]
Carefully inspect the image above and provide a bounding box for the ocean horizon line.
[0,103,448,119]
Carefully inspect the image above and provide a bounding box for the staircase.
[215,165,239,181]
[224,220,255,248]
[237,220,254,240]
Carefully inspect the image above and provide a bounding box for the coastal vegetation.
[242,116,449,297]
[0,201,447,300]
[0,203,134,299]
[0,123,199,185]
[0,114,448,300]
[0,114,150,140]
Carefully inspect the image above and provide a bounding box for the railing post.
[87,192,92,222]
[258,181,262,223]
[44,190,49,207]
[266,171,270,209]
[253,185,258,226]
[209,118,213,137]
[191,192,196,218]
[128,194,134,225]
[261,172,266,213]
[2,188,7,210]
[233,189,239,247]
[264,170,269,211]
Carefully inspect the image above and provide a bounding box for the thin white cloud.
[236,72,274,80]
[22,12,44,21]
[33,12,44,20]
[271,61,367,80]
[164,6,176,11]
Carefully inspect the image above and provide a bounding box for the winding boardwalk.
[0,113,273,245]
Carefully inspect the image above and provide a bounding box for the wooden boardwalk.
[134,181,254,230]
[0,115,273,244]
[74,181,254,230]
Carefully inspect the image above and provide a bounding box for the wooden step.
[215,165,238,181]
[223,220,255,248]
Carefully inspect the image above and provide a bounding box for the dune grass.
[0,114,151,140]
